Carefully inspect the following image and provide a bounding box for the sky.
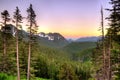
[0,0,111,39]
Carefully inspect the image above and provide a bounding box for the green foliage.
[19,41,28,76]
[34,55,49,78]
[0,4,99,80]
[92,0,120,79]
[75,61,94,80]
[0,31,96,80]
[106,0,120,44]
[76,48,94,61]
[0,73,51,80]
[63,42,96,54]
[0,73,16,80]
[0,33,16,74]
[63,42,96,60]
[57,62,78,80]
[0,73,7,80]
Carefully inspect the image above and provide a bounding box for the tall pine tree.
[26,4,38,80]
[1,10,10,56]
[106,0,120,79]
[13,7,23,80]
[106,0,120,43]
[1,10,10,72]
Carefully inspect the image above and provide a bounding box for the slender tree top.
[13,6,22,23]
[27,4,36,24]
[1,10,10,18]
[106,0,120,27]
[1,10,10,24]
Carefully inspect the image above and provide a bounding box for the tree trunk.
[3,17,7,72]
[108,46,111,80]
[3,33,6,72]
[27,42,31,80]
[101,6,106,80]
[16,22,20,80]
[4,17,7,56]
[3,34,6,56]
[108,36,111,80]
[27,22,32,80]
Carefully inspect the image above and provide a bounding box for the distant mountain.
[36,32,68,48]
[76,36,101,42]
[1,24,17,36]
[67,39,74,43]
[20,31,69,48]
[0,24,68,48]
[38,32,67,42]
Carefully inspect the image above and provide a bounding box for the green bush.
[0,73,16,80]
[0,73,7,80]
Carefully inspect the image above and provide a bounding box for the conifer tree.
[106,0,120,79]
[106,0,120,43]
[1,10,10,56]
[26,4,38,80]
[13,6,23,80]
[1,10,10,72]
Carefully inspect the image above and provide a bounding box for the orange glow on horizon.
[37,24,101,39]
[36,14,102,39]
[20,14,107,39]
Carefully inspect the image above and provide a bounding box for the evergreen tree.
[26,4,38,80]
[1,10,10,56]
[93,6,112,80]
[106,0,120,43]
[106,0,120,79]
[57,63,78,80]
[1,10,10,72]
[13,6,23,80]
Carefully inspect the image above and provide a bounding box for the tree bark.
[101,6,106,80]
[16,21,20,80]
[27,42,31,80]
[3,33,6,72]
[3,16,7,72]
[27,21,32,80]
[108,36,111,80]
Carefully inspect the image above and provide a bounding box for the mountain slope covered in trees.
[0,30,94,80]
[0,0,120,80]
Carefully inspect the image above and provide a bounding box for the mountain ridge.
[75,36,101,42]
[0,24,69,48]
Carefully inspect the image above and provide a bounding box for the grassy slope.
[0,73,50,80]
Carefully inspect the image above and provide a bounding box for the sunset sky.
[0,0,110,39]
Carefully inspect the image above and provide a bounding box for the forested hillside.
[0,6,95,79]
[0,30,94,80]
[0,0,120,80]
[62,42,96,61]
